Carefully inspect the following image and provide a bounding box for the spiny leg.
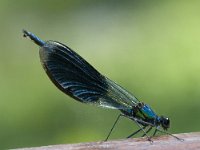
[156,128,184,141]
[105,114,124,141]
[142,126,152,137]
[133,119,152,142]
[127,126,146,138]
[152,128,158,137]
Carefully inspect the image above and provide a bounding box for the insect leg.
[152,128,158,137]
[127,126,146,138]
[132,119,152,142]
[156,128,184,141]
[105,114,125,141]
[141,126,152,137]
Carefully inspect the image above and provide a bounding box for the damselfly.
[23,30,182,142]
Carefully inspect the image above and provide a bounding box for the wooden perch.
[17,132,200,150]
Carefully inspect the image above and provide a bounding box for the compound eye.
[160,116,170,129]
[164,117,170,128]
[166,118,170,125]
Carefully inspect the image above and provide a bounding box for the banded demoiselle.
[23,30,182,142]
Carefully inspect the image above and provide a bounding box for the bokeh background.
[0,0,200,149]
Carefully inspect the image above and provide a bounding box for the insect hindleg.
[105,114,125,141]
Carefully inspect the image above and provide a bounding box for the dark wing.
[39,41,139,110]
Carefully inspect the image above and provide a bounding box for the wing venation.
[39,41,139,110]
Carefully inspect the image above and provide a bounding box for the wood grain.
[17,132,200,150]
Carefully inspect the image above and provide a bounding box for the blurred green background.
[0,0,200,149]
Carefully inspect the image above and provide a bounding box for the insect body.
[23,30,181,141]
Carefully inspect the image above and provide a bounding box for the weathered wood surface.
[17,132,200,150]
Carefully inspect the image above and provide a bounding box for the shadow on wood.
[17,132,200,150]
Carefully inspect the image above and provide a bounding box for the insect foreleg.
[156,128,184,141]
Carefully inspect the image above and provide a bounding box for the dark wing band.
[39,41,138,110]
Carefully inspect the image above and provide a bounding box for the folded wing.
[40,41,139,110]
